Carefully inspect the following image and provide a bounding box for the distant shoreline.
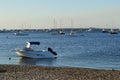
[0,28,119,31]
[0,64,120,80]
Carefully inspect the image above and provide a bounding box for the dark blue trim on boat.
[29,42,40,45]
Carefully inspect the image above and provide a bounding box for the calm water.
[0,31,120,70]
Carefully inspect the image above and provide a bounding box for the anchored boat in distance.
[14,31,29,36]
[16,42,57,58]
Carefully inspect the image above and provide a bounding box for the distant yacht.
[70,30,76,35]
[87,28,92,32]
[69,29,77,37]
[109,29,118,34]
[102,29,108,33]
[51,19,65,35]
[69,19,76,36]
[14,31,28,36]
[58,30,65,34]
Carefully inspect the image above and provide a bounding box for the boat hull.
[16,50,56,58]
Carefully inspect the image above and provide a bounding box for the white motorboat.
[110,29,118,34]
[58,30,65,34]
[16,42,57,58]
[102,29,108,33]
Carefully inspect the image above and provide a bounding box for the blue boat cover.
[29,42,40,45]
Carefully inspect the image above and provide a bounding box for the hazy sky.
[0,0,120,29]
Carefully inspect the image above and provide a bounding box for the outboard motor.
[48,47,57,55]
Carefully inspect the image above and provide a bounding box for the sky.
[0,0,120,29]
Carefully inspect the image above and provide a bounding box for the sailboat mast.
[70,19,74,32]
[71,19,73,28]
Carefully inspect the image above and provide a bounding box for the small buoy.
[9,57,11,60]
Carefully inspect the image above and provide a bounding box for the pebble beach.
[0,65,120,80]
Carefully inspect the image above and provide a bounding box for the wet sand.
[0,64,120,80]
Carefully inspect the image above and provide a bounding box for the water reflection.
[18,58,57,66]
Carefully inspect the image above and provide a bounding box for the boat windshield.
[25,42,40,48]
